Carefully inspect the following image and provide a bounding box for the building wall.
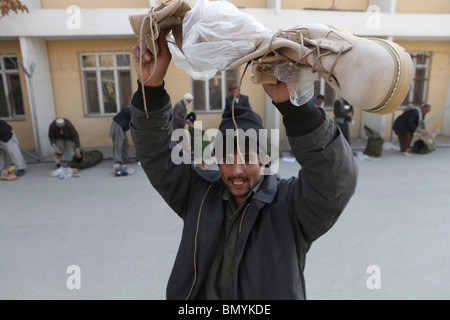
[45,37,267,149]
[41,0,149,9]
[282,0,369,11]
[0,41,34,150]
[396,0,450,14]
[47,38,137,148]
[232,0,267,9]
[390,40,450,138]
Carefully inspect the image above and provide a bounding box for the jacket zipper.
[185,184,212,300]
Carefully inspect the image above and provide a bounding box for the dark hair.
[317,94,325,100]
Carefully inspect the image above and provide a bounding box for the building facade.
[1,0,449,160]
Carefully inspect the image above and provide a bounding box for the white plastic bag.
[50,167,76,179]
[274,62,318,106]
[169,0,270,80]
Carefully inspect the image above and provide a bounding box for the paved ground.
[1,137,449,300]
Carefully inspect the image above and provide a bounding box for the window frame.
[191,69,240,114]
[0,55,25,121]
[80,52,133,117]
[402,51,431,107]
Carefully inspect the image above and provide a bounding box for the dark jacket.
[173,100,187,130]
[130,84,358,300]
[0,119,13,143]
[223,94,251,118]
[48,118,81,148]
[393,107,424,135]
[113,106,132,132]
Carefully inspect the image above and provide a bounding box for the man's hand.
[75,148,82,159]
[132,30,172,87]
[262,81,290,104]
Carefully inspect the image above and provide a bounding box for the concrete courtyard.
[1,137,449,300]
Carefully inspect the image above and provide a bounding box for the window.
[192,69,239,112]
[0,56,25,119]
[80,53,132,115]
[402,52,431,106]
[313,78,337,111]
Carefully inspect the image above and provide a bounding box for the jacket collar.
[252,174,278,204]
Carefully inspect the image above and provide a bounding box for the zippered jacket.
[130,83,358,300]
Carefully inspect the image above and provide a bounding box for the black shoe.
[56,163,61,169]
[17,169,25,177]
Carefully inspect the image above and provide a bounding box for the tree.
[1,0,29,17]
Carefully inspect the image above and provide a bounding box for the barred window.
[80,53,133,115]
[402,52,431,106]
[0,56,25,120]
[192,69,239,113]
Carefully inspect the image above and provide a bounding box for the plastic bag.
[169,0,270,80]
[273,61,318,106]
[50,167,77,179]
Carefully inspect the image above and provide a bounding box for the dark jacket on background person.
[223,94,251,118]
[393,106,424,135]
[173,100,188,130]
[130,82,358,300]
[48,118,81,148]
[0,119,13,143]
[113,106,132,132]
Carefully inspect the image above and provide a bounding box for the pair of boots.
[113,163,134,177]
[129,0,414,114]
[1,170,18,181]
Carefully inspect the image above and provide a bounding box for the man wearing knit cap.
[172,92,193,131]
[48,117,82,168]
[222,83,252,119]
[131,32,357,300]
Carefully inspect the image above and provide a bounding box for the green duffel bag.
[72,150,104,169]
[412,139,436,154]
[364,125,384,157]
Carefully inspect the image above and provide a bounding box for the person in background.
[173,93,193,131]
[309,94,325,109]
[0,119,26,177]
[48,118,81,168]
[110,106,132,167]
[334,98,354,145]
[393,104,432,156]
[223,83,251,118]
[185,111,208,170]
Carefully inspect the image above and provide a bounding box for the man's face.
[219,151,268,206]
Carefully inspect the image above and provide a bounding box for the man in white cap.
[48,118,82,168]
[172,92,193,131]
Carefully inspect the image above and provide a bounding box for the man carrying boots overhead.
[130,31,358,300]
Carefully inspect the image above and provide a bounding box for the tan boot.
[230,24,414,114]
[1,170,18,181]
[129,0,191,57]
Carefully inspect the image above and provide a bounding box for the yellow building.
[1,0,449,160]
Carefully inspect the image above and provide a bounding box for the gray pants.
[0,131,26,170]
[109,121,129,164]
[53,139,75,164]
